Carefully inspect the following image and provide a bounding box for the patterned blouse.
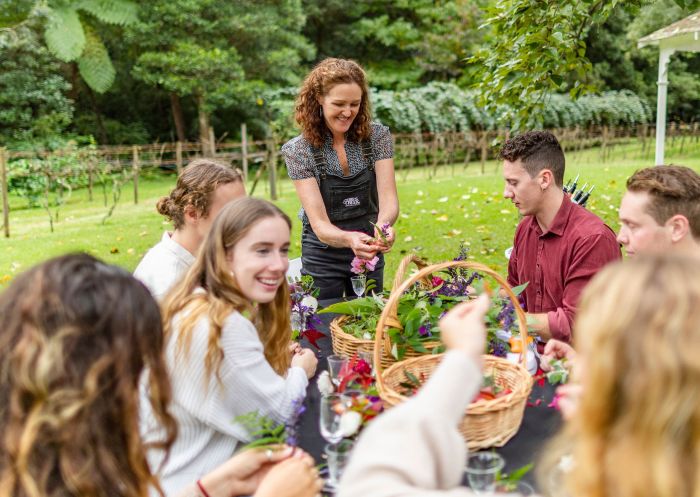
[281,122,394,181]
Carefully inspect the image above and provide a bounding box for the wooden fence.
[1,122,699,238]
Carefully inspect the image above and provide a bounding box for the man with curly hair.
[617,165,700,258]
[501,131,620,344]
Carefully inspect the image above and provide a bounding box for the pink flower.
[351,256,380,275]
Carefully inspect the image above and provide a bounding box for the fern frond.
[44,6,85,61]
[77,24,115,93]
[77,0,138,26]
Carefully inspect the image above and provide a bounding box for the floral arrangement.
[370,221,391,245]
[288,274,326,349]
[317,355,383,438]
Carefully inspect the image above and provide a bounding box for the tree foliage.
[469,0,700,129]
[0,26,73,148]
[1,0,138,93]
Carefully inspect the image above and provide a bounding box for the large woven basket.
[374,260,534,450]
[330,254,439,368]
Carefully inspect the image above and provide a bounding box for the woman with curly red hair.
[281,58,399,299]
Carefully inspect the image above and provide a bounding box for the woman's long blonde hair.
[0,254,177,497]
[161,197,292,381]
[539,254,700,497]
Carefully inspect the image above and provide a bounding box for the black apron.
[301,141,384,299]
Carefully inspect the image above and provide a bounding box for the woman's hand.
[438,294,490,364]
[347,231,379,259]
[291,348,318,378]
[197,446,307,497]
[374,224,395,253]
[288,341,302,357]
[254,450,323,497]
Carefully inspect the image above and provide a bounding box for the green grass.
[2,138,699,288]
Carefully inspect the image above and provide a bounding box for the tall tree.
[128,0,313,145]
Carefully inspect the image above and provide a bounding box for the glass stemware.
[327,354,349,388]
[465,452,505,494]
[351,275,366,298]
[319,394,347,445]
[324,439,355,491]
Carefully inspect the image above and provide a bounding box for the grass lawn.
[2,138,699,288]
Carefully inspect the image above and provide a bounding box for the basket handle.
[381,254,430,353]
[374,260,529,399]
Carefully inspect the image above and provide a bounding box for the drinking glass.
[465,452,505,493]
[327,354,348,387]
[351,275,366,297]
[495,481,534,495]
[319,394,346,445]
[324,439,355,490]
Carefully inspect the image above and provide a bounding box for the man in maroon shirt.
[502,131,620,344]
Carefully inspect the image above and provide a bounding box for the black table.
[297,299,561,488]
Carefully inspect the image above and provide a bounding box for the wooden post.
[241,123,248,181]
[209,127,217,156]
[267,139,277,201]
[132,145,140,204]
[1,148,9,238]
[480,131,488,174]
[176,141,183,174]
[87,158,94,201]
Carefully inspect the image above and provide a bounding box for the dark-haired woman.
[0,254,321,497]
[134,158,245,300]
[282,58,399,299]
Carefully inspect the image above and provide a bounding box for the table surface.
[297,299,561,489]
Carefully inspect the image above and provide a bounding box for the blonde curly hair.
[294,58,372,148]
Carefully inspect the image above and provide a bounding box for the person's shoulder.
[569,204,617,240]
[282,134,309,152]
[370,121,391,138]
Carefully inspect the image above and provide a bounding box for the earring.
[319,107,323,117]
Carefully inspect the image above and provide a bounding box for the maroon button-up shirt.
[507,197,621,343]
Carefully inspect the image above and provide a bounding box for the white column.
[655,47,674,166]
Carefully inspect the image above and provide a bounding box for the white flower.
[301,295,318,312]
[317,371,334,396]
[362,332,372,340]
[340,410,363,437]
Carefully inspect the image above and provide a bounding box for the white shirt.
[139,310,308,496]
[134,232,195,301]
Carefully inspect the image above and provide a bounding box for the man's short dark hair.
[499,131,565,187]
[627,165,700,240]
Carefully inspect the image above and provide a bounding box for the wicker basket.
[329,254,439,369]
[374,260,534,450]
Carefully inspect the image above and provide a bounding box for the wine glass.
[465,452,505,494]
[324,439,355,491]
[351,275,366,298]
[327,355,348,388]
[319,394,346,445]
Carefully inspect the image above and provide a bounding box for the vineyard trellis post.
[132,145,140,204]
[267,138,277,201]
[241,123,249,181]
[1,148,9,238]
[176,141,183,174]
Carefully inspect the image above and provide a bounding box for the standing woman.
[282,58,399,299]
[140,197,318,495]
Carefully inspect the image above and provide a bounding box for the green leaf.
[44,7,86,61]
[510,282,529,296]
[77,25,115,93]
[77,0,138,25]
